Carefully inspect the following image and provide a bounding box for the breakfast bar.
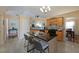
[28,32,57,53]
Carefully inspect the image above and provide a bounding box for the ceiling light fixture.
[40,6,51,15]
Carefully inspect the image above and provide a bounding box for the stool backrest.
[24,34,34,44]
[24,34,29,40]
[33,40,43,51]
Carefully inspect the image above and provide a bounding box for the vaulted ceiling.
[0,6,79,18]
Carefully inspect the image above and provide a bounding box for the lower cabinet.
[56,31,64,41]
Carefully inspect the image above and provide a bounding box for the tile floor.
[56,41,79,53]
[0,37,79,53]
[0,37,26,53]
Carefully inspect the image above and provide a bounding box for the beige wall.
[0,15,4,45]
[56,10,79,18]
[5,15,31,40]
[19,16,31,39]
[56,10,79,35]
[0,14,31,45]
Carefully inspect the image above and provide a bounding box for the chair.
[24,34,29,47]
[66,29,75,42]
[24,34,34,52]
[48,29,57,38]
[33,38,49,53]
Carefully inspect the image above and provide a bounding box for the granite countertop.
[31,33,56,42]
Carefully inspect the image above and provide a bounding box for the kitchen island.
[29,32,57,53]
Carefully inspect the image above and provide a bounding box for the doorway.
[5,16,19,40]
[65,21,75,31]
[65,19,75,41]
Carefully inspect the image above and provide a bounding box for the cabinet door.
[47,18,57,26]
[56,17,64,26]
[56,31,64,41]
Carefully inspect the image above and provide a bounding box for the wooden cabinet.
[56,31,64,41]
[47,17,64,27]
[31,17,64,41]
[47,17,64,41]
[56,17,64,41]
[47,18,57,26]
[56,17,64,26]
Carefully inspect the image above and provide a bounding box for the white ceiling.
[0,6,79,17]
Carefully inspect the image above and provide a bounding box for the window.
[65,21,75,31]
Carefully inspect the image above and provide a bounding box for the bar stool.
[24,34,34,52]
[33,39,49,53]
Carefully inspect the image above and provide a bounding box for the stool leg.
[48,47,49,53]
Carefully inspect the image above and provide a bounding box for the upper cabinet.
[47,17,64,27]
[47,18,57,26]
[56,17,64,27]
[47,17,64,41]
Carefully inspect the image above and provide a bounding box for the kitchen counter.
[28,32,57,53]
[33,35,56,42]
[29,31,56,42]
[33,34,57,52]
